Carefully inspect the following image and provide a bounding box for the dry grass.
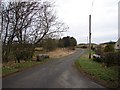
[48,48,76,59]
[82,53,89,58]
[2,60,26,68]
[2,48,76,77]
[3,48,76,67]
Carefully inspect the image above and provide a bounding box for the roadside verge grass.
[2,59,49,77]
[75,51,119,88]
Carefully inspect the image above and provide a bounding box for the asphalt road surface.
[3,49,105,88]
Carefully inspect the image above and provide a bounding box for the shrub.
[42,38,57,51]
[80,45,87,49]
[95,45,104,56]
[69,46,76,50]
[15,50,34,63]
[93,57,102,62]
[102,52,120,67]
[14,44,34,63]
[104,44,114,52]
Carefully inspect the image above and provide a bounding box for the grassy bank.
[2,60,49,77]
[75,51,119,88]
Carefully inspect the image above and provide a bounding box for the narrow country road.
[3,49,105,88]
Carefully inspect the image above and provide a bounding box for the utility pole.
[89,15,91,59]
[118,1,120,39]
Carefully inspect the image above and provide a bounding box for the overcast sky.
[3,0,120,44]
[55,0,119,44]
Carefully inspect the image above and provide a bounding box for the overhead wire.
[90,0,94,15]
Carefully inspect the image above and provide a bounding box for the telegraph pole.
[89,15,91,59]
[88,0,94,59]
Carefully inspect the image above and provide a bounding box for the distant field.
[48,48,76,59]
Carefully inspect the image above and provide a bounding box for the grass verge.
[75,51,119,88]
[2,59,49,77]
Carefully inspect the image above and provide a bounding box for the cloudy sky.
[3,0,120,44]
[55,0,119,44]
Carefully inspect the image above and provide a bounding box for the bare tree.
[26,1,68,44]
[1,1,68,62]
[1,1,41,62]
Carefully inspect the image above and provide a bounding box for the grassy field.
[75,51,119,88]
